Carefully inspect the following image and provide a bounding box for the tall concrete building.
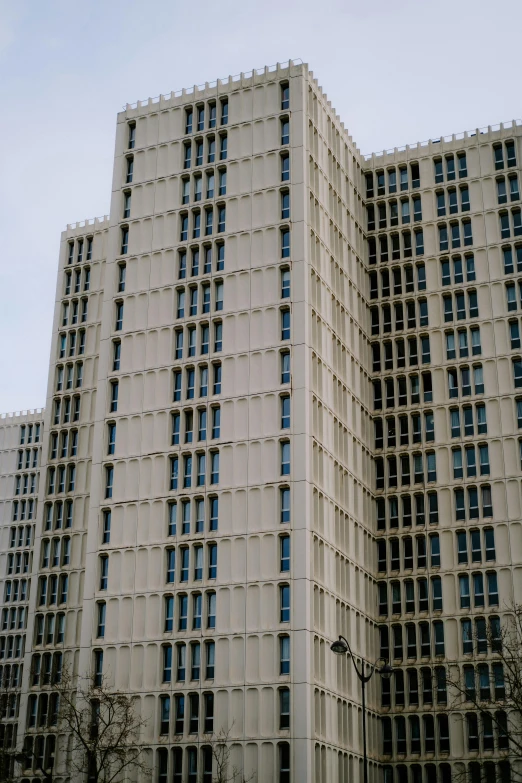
[0,59,521,782]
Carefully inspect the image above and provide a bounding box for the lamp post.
[331,635,393,783]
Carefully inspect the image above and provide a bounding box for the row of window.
[61,297,88,326]
[158,690,215,736]
[183,98,229,136]
[448,403,487,438]
[14,474,37,496]
[440,254,476,285]
[0,663,22,691]
[384,711,508,755]
[156,742,290,783]
[457,485,493,519]
[496,173,520,204]
[172,282,224,320]
[34,612,66,647]
[37,574,68,607]
[6,550,30,575]
[445,327,482,360]
[373,371,433,410]
[172,363,222,403]
[176,241,225,279]
[378,576,444,615]
[64,265,90,296]
[58,329,85,359]
[449,364,485,399]
[0,635,24,660]
[0,691,19,720]
[371,265,428,305]
[377,534,440,573]
[451,444,490,479]
[372,336,431,372]
[443,289,479,321]
[367,196,423,231]
[67,237,92,265]
[377,528,495,573]
[365,163,421,198]
[182,134,228,170]
[368,229,424,264]
[55,362,83,392]
[158,591,218,636]
[376,484,493,526]
[2,606,26,633]
[509,333,522,367]
[371,299,429,334]
[381,662,503,709]
[380,620,445,661]
[435,185,470,216]
[374,412,435,450]
[376,492,438,530]
[178,206,227,242]
[382,762,508,783]
[47,464,76,495]
[19,734,55,775]
[44,500,73,531]
[49,429,78,460]
[164,496,219,539]
[16,448,39,470]
[30,652,62,688]
[171,406,221,446]
[466,711,509,753]
[382,712,450,756]
[506,280,522,313]
[494,140,518,170]
[458,571,499,609]
[499,208,522,239]
[8,525,32,548]
[503,243,522,274]
[161,634,217,683]
[167,450,220,492]
[13,498,38,522]
[19,423,40,445]
[375,451,437,490]
[381,616,501,661]
[40,537,71,569]
[438,219,473,251]
[3,580,30,603]
[27,694,59,734]
[379,569,499,616]
[180,168,227,205]
[162,543,218,585]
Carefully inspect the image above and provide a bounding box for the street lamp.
[331,634,393,783]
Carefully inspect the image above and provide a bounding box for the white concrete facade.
[0,61,521,783]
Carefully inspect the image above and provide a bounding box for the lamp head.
[330,637,349,655]
[379,662,394,680]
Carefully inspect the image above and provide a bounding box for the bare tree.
[447,606,522,782]
[53,667,149,783]
[205,727,256,783]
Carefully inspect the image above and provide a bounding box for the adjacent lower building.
[0,60,520,782]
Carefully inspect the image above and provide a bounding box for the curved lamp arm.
[333,635,389,684]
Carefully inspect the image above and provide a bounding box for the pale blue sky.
[0,0,521,412]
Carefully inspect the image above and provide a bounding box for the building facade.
[0,60,521,783]
[0,410,43,778]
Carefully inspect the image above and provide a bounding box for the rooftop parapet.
[123,59,305,113]
[363,118,522,164]
[66,215,110,233]
[0,408,44,421]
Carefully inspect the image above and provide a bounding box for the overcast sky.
[0,0,521,413]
